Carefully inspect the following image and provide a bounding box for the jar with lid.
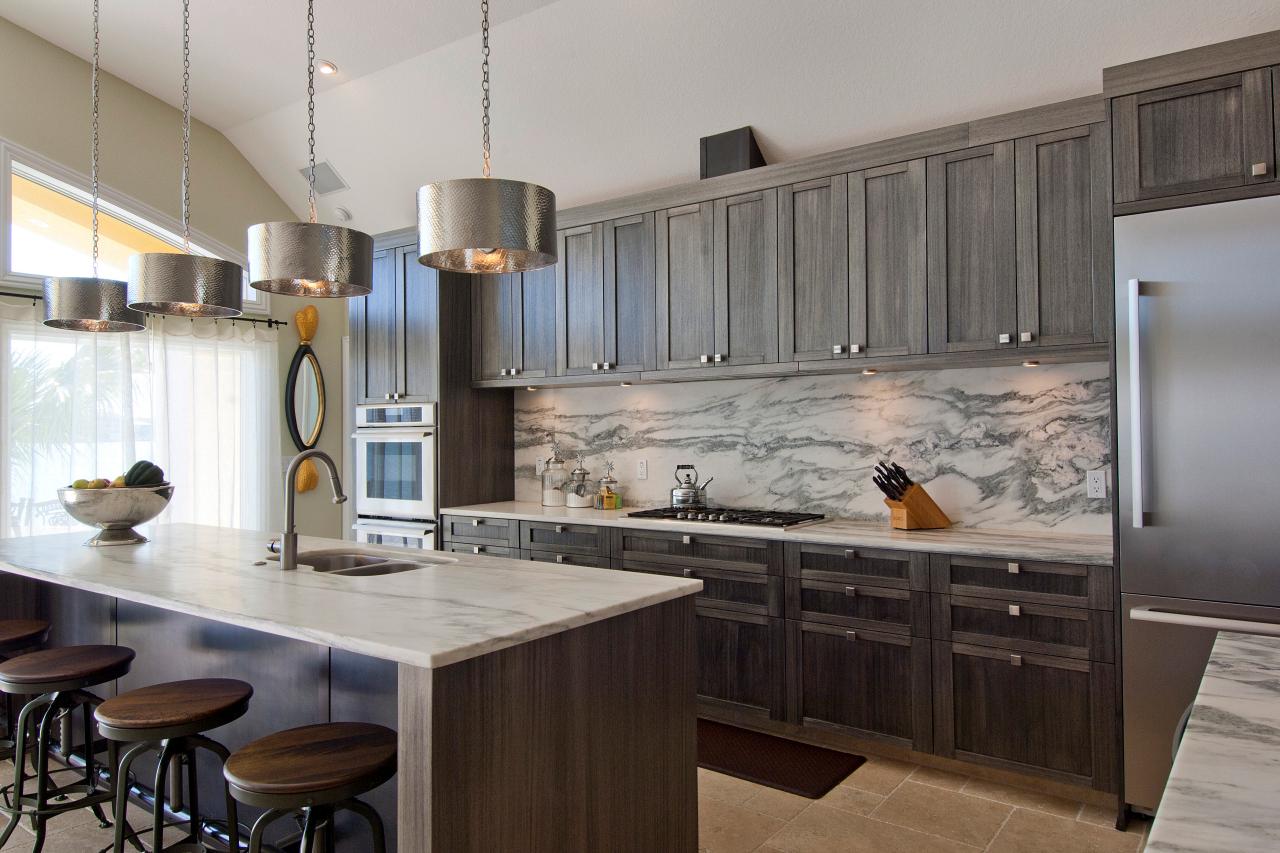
[565,454,594,508]
[594,460,623,510]
[540,438,568,507]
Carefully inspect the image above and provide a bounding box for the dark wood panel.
[695,607,785,721]
[604,213,657,374]
[518,521,610,556]
[779,176,850,361]
[400,248,440,401]
[784,542,929,590]
[439,514,520,547]
[714,190,779,366]
[849,160,927,357]
[786,579,928,637]
[329,650,401,852]
[930,554,1113,610]
[443,542,516,559]
[613,528,781,575]
[789,620,932,752]
[926,143,1017,353]
[522,550,611,569]
[968,95,1106,146]
[358,248,400,403]
[516,266,557,380]
[623,561,782,617]
[931,594,1114,661]
[555,224,607,376]
[471,274,516,382]
[656,202,715,370]
[1103,28,1280,97]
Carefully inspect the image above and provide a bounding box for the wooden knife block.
[884,484,951,530]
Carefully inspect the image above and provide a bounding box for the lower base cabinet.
[788,620,933,752]
[932,641,1117,791]
[695,606,786,721]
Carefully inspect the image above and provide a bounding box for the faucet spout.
[280,449,345,571]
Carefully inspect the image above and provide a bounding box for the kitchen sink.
[326,562,424,577]
[266,549,459,574]
[300,553,391,573]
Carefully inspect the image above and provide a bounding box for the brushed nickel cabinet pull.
[471,518,483,527]
[591,362,601,371]
[1252,162,1269,176]
[682,535,693,545]
[384,393,392,400]
[510,367,520,376]
[1007,562,1020,574]
[850,344,862,353]
[499,368,509,376]
[1019,331,1033,343]
[1008,604,1021,616]
[1010,654,1023,666]
[832,344,845,354]
[998,333,1012,344]
[682,568,695,578]
[845,631,858,641]
[843,549,857,559]
[555,524,565,533]
[700,354,711,364]
[713,353,724,363]
[844,586,858,597]
[473,546,483,554]
[555,555,566,563]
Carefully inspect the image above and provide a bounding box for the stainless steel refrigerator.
[1115,194,1280,814]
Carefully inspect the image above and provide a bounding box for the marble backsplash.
[514,363,1112,533]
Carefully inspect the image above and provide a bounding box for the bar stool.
[223,722,395,853]
[0,620,50,762]
[0,644,135,853]
[96,678,254,853]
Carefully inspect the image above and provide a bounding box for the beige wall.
[0,16,347,537]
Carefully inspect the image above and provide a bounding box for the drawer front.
[441,515,519,547]
[614,528,779,575]
[785,543,928,589]
[930,554,1113,609]
[622,561,781,615]
[786,578,928,636]
[519,521,609,556]
[523,549,611,569]
[443,542,515,559]
[696,606,785,720]
[932,595,1113,661]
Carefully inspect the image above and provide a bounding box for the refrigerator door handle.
[1128,278,1146,528]
[1130,605,1280,637]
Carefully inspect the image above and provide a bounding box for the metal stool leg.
[111,741,151,853]
[189,734,239,853]
[247,808,288,853]
[299,806,320,853]
[151,738,181,852]
[183,747,202,847]
[29,694,65,853]
[340,797,387,853]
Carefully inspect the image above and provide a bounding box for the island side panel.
[398,594,698,852]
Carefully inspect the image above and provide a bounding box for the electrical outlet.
[637,459,648,480]
[1086,469,1108,499]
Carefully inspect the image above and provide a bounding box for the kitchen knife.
[892,463,914,487]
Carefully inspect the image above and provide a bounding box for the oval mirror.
[286,345,325,450]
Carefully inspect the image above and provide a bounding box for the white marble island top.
[1145,632,1280,853]
[441,501,1113,565]
[0,523,700,669]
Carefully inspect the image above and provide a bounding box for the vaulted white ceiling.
[4,0,1279,236]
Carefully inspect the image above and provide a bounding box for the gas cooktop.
[626,507,826,529]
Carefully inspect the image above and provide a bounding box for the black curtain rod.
[0,290,288,327]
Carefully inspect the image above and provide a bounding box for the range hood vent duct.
[700,126,767,179]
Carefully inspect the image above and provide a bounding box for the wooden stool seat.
[0,619,49,653]
[225,722,396,803]
[0,645,135,694]
[95,678,253,740]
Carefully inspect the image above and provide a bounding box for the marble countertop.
[1146,632,1280,853]
[0,523,700,670]
[441,501,1113,565]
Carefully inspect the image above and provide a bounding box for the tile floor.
[0,757,1151,852]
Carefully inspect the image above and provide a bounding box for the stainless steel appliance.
[352,518,436,550]
[353,402,437,532]
[670,465,713,507]
[626,507,825,529]
[1115,195,1280,814]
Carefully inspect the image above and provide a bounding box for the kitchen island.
[0,523,702,852]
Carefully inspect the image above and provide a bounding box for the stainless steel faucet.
[277,449,347,571]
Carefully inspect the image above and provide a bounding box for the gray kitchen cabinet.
[472,267,556,382]
[779,176,850,361]
[848,160,927,358]
[602,213,657,374]
[713,190,779,367]
[656,201,715,370]
[927,142,1018,353]
[555,223,607,376]
[1015,124,1112,347]
[352,247,399,404]
[399,246,439,400]
[352,245,437,403]
[1112,69,1276,204]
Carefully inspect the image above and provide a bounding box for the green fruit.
[124,461,151,483]
[123,460,165,487]
[71,478,90,489]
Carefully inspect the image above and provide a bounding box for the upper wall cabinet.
[656,202,715,369]
[1015,125,1112,347]
[779,177,850,362]
[351,245,439,403]
[926,143,1018,353]
[472,266,556,382]
[555,223,607,376]
[1112,69,1276,204]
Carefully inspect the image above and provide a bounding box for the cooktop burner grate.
[626,507,826,529]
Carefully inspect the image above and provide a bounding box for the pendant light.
[416,0,556,274]
[127,0,242,317]
[43,0,144,333]
[247,0,372,297]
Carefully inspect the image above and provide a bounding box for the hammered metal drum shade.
[247,221,374,297]
[416,178,557,273]
[127,253,244,317]
[42,277,145,332]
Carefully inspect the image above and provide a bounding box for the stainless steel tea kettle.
[671,465,713,507]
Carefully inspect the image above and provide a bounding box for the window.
[2,142,266,312]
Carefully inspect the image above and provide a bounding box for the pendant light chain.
[481,0,491,179]
[90,0,101,278]
[305,0,318,224]
[180,0,192,252]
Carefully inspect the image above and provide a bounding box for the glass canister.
[565,454,594,508]
[541,439,568,507]
[594,460,622,510]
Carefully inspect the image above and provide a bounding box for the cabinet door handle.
[510,367,520,376]
[1252,162,1269,177]
[845,630,858,641]
[554,555,566,564]
[681,535,693,545]
[1007,562,1020,574]
[1008,604,1021,617]
[499,368,509,377]
[843,549,857,559]
[591,362,601,371]
[682,568,696,578]
[699,354,711,364]
[393,392,400,401]
[554,524,565,533]
[1010,654,1023,666]
[844,586,857,597]
[471,518,483,527]
[473,546,484,554]
[998,333,1012,344]
[384,393,392,400]
[832,344,845,354]
[713,353,724,363]
[602,362,613,370]
[849,344,862,353]
[1019,331,1033,343]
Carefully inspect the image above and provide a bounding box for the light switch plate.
[637,459,648,480]
[1086,469,1108,499]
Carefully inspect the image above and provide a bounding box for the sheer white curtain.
[0,298,281,537]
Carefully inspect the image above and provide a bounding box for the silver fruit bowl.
[56,484,175,547]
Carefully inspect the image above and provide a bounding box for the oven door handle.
[1129,606,1280,637]
[352,430,434,439]
[353,522,435,537]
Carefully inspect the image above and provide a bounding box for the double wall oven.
[353,402,437,549]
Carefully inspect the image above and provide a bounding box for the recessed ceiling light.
[316,59,338,75]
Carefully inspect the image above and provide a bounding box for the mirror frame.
[285,343,326,450]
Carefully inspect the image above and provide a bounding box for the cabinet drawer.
[930,554,1112,609]
[440,515,519,547]
[443,542,515,559]
[622,561,781,616]
[614,528,779,575]
[696,606,785,721]
[523,550,611,569]
[932,595,1113,661]
[786,578,928,636]
[787,620,932,752]
[519,521,609,556]
[785,543,928,589]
